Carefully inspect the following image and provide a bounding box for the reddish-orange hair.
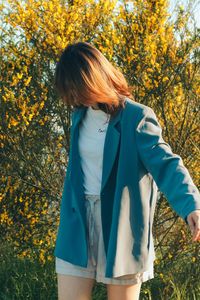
[54,41,134,115]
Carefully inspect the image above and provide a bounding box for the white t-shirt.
[78,106,110,195]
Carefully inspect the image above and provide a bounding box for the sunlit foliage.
[1,1,199,280]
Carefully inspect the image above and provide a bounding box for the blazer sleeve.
[135,107,200,225]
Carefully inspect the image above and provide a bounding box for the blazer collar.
[72,103,123,130]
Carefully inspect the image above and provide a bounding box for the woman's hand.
[187,210,200,242]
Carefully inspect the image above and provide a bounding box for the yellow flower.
[168,253,173,259]
[105,39,109,46]
[39,250,46,264]
[21,250,27,257]
[17,73,23,79]
[24,76,32,86]
[28,113,34,121]
[30,218,36,225]
[40,101,45,109]
[163,76,169,82]
[154,259,160,265]
[10,117,19,126]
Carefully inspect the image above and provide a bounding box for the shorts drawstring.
[85,194,100,267]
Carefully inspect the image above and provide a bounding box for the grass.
[0,241,199,299]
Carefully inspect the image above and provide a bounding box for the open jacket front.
[54,98,200,278]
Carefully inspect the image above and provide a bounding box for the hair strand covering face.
[54,41,134,116]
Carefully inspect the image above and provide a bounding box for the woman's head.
[54,41,133,115]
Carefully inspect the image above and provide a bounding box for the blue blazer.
[54,98,200,278]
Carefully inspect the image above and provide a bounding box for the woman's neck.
[91,103,99,110]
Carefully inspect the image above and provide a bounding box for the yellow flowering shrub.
[0,0,199,269]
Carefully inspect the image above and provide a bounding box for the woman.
[53,41,200,300]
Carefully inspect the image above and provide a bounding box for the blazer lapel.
[100,109,122,192]
[70,108,87,209]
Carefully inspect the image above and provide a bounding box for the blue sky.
[169,0,200,28]
[123,0,200,29]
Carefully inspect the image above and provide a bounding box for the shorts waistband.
[84,194,100,200]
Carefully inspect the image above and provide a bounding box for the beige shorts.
[55,194,154,285]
